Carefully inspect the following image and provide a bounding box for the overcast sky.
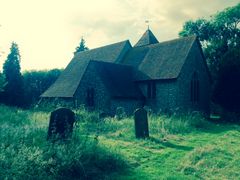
[0,0,239,71]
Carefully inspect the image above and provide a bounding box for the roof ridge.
[75,40,130,56]
[157,35,197,45]
[89,59,133,68]
[132,35,197,49]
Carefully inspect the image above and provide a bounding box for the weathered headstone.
[115,107,126,120]
[134,108,149,138]
[47,107,75,140]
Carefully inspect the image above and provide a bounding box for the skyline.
[0,0,239,71]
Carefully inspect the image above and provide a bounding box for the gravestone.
[47,107,75,140]
[115,107,126,120]
[134,108,149,138]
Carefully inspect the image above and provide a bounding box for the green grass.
[0,104,240,179]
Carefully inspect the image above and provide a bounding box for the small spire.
[134,28,159,47]
[145,20,150,30]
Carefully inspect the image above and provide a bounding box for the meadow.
[0,104,240,179]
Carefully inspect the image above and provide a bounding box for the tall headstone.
[47,107,75,140]
[134,108,149,138]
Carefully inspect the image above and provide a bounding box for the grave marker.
[47,107,75,140]
[134,108,149,138]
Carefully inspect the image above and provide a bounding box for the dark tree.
[213,48,240,112]
[74,37,89,54]
[23,69,62,106]
[179,3,240,112]
[3,42,24,106]
[0,72,5,92]
[0,72,6,103]
[179,3,240,79]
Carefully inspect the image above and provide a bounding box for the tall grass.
[0,105,127,180]
[75,107,211,142]
[0,104,213,179]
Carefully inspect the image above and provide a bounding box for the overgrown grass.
[0,104,240,179]
[180,130,240,179]
[0,105,127,180]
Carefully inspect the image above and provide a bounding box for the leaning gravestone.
[134,108,149,138]
[47,107,75,140]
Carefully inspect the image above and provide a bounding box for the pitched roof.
[134,29,159,47]
[89,61,143,98]
[41,40,131,98]
[121,36,197,80]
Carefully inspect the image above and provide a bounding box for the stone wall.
[176,40,211,114]
[136,41,211,115]
[74,62,144,115]
[138,80,177,113]
[74,63,111,111]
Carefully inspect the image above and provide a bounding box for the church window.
[191,72,199,103]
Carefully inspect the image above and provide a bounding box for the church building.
[41,29,211,115]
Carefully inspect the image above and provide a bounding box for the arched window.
[147,81,156,99]
[86,88,94,107]
[191,72,199,103]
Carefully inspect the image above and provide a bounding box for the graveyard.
[1,104,240,179]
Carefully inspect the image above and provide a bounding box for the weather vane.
[145,20,150,30]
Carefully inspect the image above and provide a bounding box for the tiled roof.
[121,36,197,80]
[41,40,131,97]
[41,29,202,98]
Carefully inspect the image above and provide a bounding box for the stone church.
[41,29,211,115]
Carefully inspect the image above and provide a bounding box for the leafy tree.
[179,3,240,112]
[179,3,240,79]
[3,42,24,106]
[23,69,62,106]
[212,48,240,112]
[74,37,89,54]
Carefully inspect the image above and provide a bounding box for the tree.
[179,3,240,112]
[74,37,89,55]
[3,42,24,106]
[179,3,240,79]
[23,69,62,106]
[0,72,5,92]
[212,48,240,112]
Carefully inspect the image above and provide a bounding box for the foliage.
[0,72,6,92]
[179,3,240,79]
[2,42,24,106]
[1,42,61,107]
[22,69,62,107]
[74,37,89,55]
[212,48,240,112]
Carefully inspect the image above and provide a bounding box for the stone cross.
[134,108,149,138]
[47,107,75,140]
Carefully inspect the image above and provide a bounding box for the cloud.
[0,0,239,70]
